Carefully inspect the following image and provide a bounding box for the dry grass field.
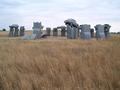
[0,31,120,90]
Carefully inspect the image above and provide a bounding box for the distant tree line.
[110,32,120,34]
[0,29,6,31]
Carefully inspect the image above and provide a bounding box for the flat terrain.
[0,31,120,90]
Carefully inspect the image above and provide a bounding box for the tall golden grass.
[0,32,120,90]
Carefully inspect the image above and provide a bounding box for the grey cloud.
[0,0,120,32]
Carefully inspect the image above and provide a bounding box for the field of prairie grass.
[0,31,120,90]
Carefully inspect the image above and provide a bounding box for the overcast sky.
[0,0,120,32]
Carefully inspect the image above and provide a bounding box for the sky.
[0,0,120,32]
